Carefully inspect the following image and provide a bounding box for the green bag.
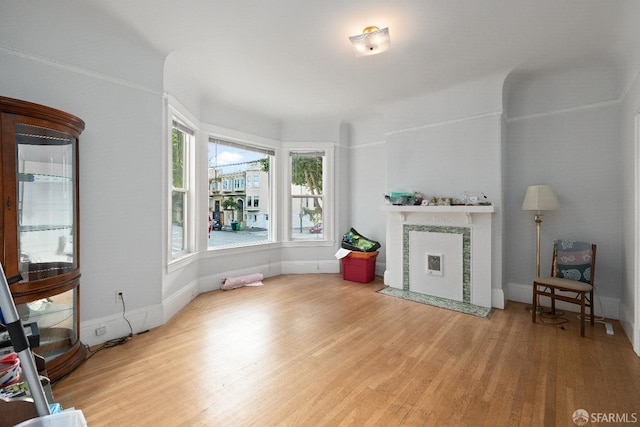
[341,228,381,252]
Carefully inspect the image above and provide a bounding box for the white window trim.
[282,142,334,244]
[168,105,198,264]
[205,127,280,251]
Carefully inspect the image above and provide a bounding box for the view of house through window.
[208,138,273,248]
[290,151,324,240]
[171,119,194,257]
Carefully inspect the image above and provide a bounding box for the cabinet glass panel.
[15,123,77,281]
[15,287,78,362]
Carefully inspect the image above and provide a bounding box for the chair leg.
[580,293,586,337]
[589,290,594,326]
[550,288,556,315]
[532,284,537,323]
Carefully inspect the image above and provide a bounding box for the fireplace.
[382,205,495,308]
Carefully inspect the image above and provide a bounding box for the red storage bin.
[341,251,378,283]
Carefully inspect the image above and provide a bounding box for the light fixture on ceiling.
[349,26,390,57]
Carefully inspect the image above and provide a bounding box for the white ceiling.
[86,0,640,122]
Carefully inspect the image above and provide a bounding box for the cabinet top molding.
[0,96,85,134]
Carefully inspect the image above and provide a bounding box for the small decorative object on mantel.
[427,196,452,206]
[385,192,415,205]
[456,191,492,206]
[479,192,492,205]
[385,191,492,207]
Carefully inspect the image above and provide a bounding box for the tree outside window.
[290,151,324,239]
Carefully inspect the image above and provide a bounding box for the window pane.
[208,140,272,248]
[171,118,192,258]
[291,152,324,239]
[172,128,185,189]
[172,191,186,252]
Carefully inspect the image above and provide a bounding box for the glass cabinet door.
[15,122,77,282]
[13,122,79,364]
[15,287,79,363]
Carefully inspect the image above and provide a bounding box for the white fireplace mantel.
[381,205,495,223]
[382,204,495,308]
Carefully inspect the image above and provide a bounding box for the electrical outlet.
[115,290,124,303]
[95,325,106,336]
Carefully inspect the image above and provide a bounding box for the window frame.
[169,114,196,260]
[207,135,277,250]
[283,143,334,244]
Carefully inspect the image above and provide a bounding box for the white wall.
[348,114,387,270]
[503,64,623,319]
[0,2,167,343]
[384,74,507,301]
[200,97,282,143]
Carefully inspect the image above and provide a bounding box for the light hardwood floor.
[52,274,640,426]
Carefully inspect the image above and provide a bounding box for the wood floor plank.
[51,274,640,426]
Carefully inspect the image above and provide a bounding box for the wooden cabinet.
[0,97,86,382]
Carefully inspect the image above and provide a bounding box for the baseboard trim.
[492,288,505,309]
[281,260,340,274]
[198,263,282,294]
[619,301,640,357]
[80,303,164,347]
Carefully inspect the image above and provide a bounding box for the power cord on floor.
[85,294,133,359]
[539,310,569,327]
[53,293,134,385]
[535,289,609,332]
[576,289,606,324]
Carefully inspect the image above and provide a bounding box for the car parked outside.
[309,222,323,233]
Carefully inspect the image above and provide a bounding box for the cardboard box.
[341,251,378,283]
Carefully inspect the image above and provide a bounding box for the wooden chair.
[532,240,597,336]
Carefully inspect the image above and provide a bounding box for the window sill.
[280,239,336,248]
[203,241,279,257]
[167,252,198,273]
[168,240,338,272]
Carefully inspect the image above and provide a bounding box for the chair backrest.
[551,240,596,284]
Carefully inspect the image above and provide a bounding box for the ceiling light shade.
[349,26,390,57]
[522,185,560,212]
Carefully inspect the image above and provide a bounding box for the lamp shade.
[522,185,560,211]
[349,26,390,57]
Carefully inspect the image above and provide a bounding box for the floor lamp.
[522,184,560,277]
[522,185,560,312]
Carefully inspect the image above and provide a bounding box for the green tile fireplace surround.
[403,224,471,301]
[381,205,495,311]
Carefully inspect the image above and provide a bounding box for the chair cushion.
[555,240,593,283]
[534,276,593,292]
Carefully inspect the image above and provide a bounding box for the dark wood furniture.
[532,240,597,336]
[0,96,86,382]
